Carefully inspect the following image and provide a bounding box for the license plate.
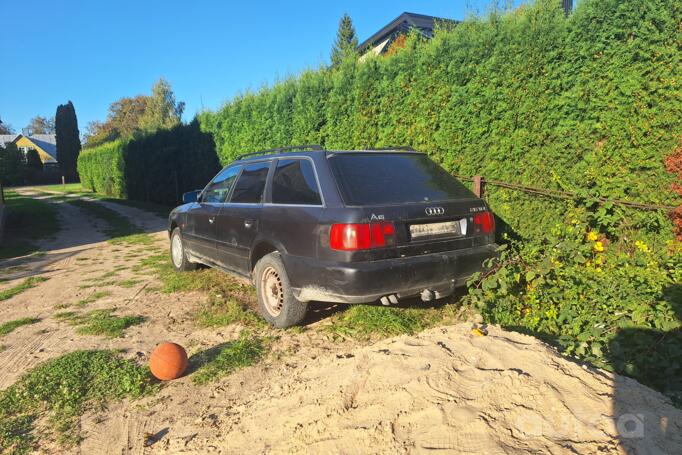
[410,220,462,239]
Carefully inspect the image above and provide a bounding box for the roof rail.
[236,144,324,160]
[365,146,418,152]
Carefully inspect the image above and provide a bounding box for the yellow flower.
[594,241,604,252]
[635,240,650,253]
[587,231,599,242]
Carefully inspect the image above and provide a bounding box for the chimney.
[562,0,573,16]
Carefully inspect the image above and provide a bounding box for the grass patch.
[195,296,265,328]
[136,253,255,298]
[32,183,86,194]
[329,305,427,340]
[190,335,265,385]
[65,199,152,245]
[0,318,40,336]
[39,184,170,219]
[0,350,156,452]
[78,280,116,290]
[55,309,143,337]
[327,303,466,341]
[96,271,119,279]
[117,279,141,288]
[0,277,49,301]
[0,192,59,259]
[76,290,112,307]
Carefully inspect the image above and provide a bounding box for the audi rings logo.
[425,207,445,216]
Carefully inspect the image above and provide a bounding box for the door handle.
[244,219,254,229]
[209,217,215,224]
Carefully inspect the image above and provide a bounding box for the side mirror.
[182,190,201,204]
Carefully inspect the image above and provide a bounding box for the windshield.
[328,153,474,206]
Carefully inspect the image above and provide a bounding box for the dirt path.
[0,191,680,454]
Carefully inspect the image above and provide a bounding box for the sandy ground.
[0,189,680,454]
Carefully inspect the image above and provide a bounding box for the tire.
[170,227,197,272]
[254,252,308,328]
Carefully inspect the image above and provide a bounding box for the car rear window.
[328,153,474,206]
[272,159,322,205]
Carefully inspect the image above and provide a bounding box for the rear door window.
[328,153,473,205]
[271,159,322,205]
[201,165,241,203]
[230,162,270,204]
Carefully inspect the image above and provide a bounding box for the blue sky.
[0,0,508,133]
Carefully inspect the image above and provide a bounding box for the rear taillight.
[473,211,495,234]
[330,222,396,251]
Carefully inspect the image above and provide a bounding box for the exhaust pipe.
[421,289,435,302]
[380,294,399,306]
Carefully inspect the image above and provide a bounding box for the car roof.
[235,149,424,164]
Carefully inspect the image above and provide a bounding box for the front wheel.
[170,227,197,272]
[254,252,308,328]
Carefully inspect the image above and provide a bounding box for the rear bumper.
[284,244,498,304]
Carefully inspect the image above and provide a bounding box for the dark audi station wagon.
[169,146,497,327]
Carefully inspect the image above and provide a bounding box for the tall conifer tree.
[331,14,359,66]
[55,101,81,182]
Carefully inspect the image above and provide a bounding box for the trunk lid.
[361,199,490,258]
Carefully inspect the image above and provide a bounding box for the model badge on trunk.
[425,207,445,216]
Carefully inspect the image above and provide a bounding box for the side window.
[272,159,322,205]
[201,166,241,203]
[230,162,270,204]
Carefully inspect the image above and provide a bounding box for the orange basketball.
[150,342,188,381]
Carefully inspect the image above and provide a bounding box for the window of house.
[271,159,322,205]
[201,166,241,203]
[230,162,270,204]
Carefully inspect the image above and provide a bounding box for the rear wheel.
[170,227,197,272]
[254,252,307,328]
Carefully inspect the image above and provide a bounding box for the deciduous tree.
[0,117,13,135]
[26,115,55,134]
[139,78,184,133]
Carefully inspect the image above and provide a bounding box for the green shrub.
[77,119,220,205]
[466,226,682,404]
[0,142,24,186]
[77,139,127,197]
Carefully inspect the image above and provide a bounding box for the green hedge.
[77,120,221,206]
[78,140,126,198]
[200,0,681,242]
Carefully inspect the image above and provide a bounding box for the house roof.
[26,134,58,161]
[1,134,58,161]
[358,12,458,53]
